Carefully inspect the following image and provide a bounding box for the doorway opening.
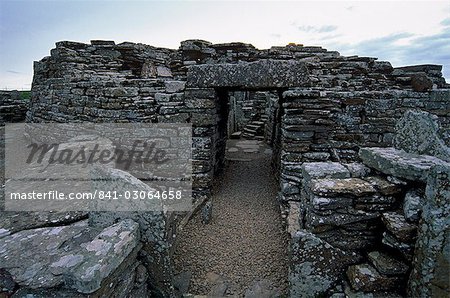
[173,88,289,296]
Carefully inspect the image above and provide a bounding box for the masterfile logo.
[4,123,192,212]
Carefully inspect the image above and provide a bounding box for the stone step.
[251,121,265,125]
[381,212,417,243]
[230,131,242,139]
[243,128,258,134]
[382,232,414,261]
[368,251,409,276]
[347,263,402,292]
[246,124,261,130]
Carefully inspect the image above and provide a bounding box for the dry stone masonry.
[0,91,28,123]
[0,39,449,297]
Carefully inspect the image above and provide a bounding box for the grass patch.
[20,91,31,101]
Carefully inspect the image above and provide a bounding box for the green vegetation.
[20,90,31,101]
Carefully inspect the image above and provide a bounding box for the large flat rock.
[186,59,310,89]
[347,263,401,292]
[302,162,350,180]
[290,230,359,297]
[0,211,88,238]
[394,110,450,162]
[359,147,450,182]
[310,178,377,197]
[0,219,140,294]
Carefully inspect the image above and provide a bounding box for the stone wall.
[278,88,450,202]
[15,39,450,297]
[287,110,450,296]
[27,39,449,206]
[0,90,28,123]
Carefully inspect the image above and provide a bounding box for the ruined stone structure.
[0,90,28,123]
[1,39,449,297]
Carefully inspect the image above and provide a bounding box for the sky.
[0,0,449,90]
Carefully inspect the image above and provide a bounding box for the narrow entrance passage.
[174,140,289,296]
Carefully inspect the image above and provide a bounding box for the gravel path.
[174,146,289,296]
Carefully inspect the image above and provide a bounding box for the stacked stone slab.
[354,110,450,296]
[301,162,404,251]
[290,159,431,295]
[393,64,448,90]
[286,160,423,296]
[0,90,28,123]
[290,110,450,295]
[278,89,450,207]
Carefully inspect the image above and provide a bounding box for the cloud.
[402,30,450,62]
[329,32,414,59]
[328,29,450,81]
[318,33,343,41]
[441,18,450,27]
[297,25,337,33]
[6,70,22,74]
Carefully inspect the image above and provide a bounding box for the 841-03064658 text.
[9,190,184,200]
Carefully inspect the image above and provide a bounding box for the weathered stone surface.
[382,232,414,261]
[311,178,376,197]
[346,263,401,292]
[344,281,403,298]
[314,229,378,251]
[382,212,417,243]
[0,221,88,289]
[408,165,450,297]
[186,59,310,88]
[63,220,140,293]
[310,196,353,211]
[364,176,402,196]
[286,201,301,237]
[344,162,371,178]
[394,110,450,162]
[201,200,212,224]
[0,211,88,238]
[305,209,379,232]
[88,166,174,296]
[244,279,279,298]
[403,189,423,222]
[410,73,433,92]
[0,219,140,293]
[0,90,28,123]
[367,251,409,276]
[359,147,450,182]
[173,271,191,294]
[302,162,350,180]
[0,268,16,295]
[290,230,358,297]
[164,80,186,93]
